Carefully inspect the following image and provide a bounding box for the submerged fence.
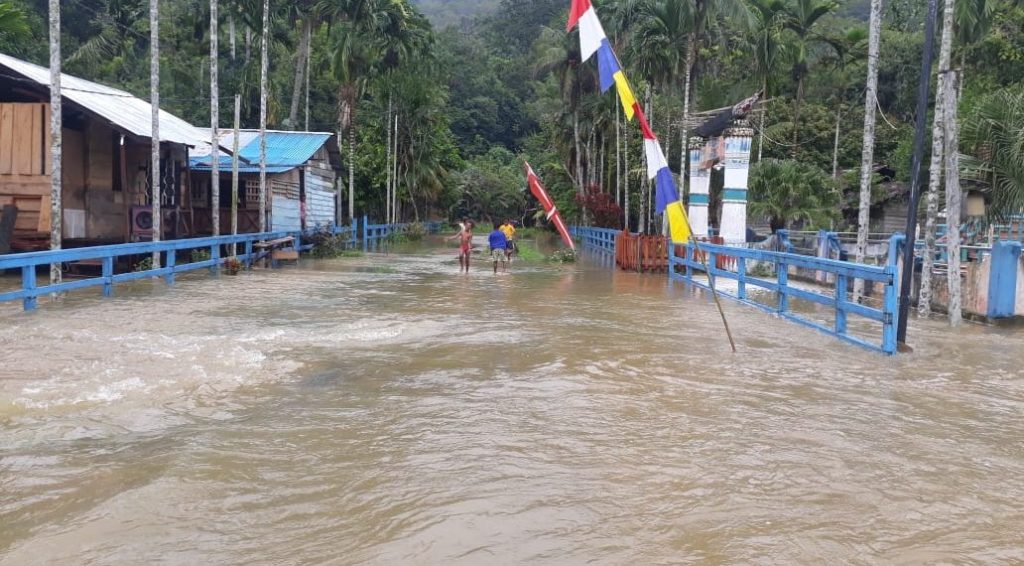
[0,230,304,312]
[571,225,903,354]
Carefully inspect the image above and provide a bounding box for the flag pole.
[677,207,737,352]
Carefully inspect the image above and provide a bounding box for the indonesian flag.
[525,161,575,250]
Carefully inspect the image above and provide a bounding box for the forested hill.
[411,0,502,27]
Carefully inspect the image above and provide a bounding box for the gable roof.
[0,52,217,149]
[189,129,339,174]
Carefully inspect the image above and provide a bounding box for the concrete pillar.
[687,141,710,238]
[721,129,753,244]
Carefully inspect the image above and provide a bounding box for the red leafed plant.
[575,184,623,228]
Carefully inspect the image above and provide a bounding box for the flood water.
[2,240,1023,564]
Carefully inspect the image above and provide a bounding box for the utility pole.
[211,0,220,237]
[896,0,939,349]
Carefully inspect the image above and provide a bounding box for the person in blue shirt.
[488,222,508,274]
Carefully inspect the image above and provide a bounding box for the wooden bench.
[253,236,297,267]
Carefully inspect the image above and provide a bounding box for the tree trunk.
[49,0,62,285]
[231,94,240,255]
[793,75,805,149]
[944,65,962,325]
[258,0,268,232]
[919,73,944,317]
[392,114,399,224]
[385,94,392,224]
[853,0,883,301]
[245,26,251,64]
[229,13,235,60]
[289,18,311,130]
[150,0,161,267]
[624,119,630,232]
[348,122,355,223]
[305,34,311,131]
[831,106,841,179]
[757,77,767,162]
[210,0,220,237]
[680,35,695,194]
[573,110,582,196]
[616,93,621,209]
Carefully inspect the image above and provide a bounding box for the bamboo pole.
[680,215,737,352]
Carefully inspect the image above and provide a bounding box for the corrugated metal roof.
[0,53,216,149]
[190,130,334,173]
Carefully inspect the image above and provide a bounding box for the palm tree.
[941,0,963,325]
[287,0,321,130]
[48,0,61,285]
[961,87,1024,218]
[748,159,838,232]
[0,1,30,53]
[852,0,882,301]
[258,0,268,232]
[783,0,839,147]
[746,0,788,161]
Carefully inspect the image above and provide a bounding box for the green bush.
[190,249,211,263]
[404,222,427,241]
[547,249,577,263]
[133,257,154,272]
[308,225,351,259]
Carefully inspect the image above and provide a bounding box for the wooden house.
[189,130,341,234]
[0,53,219,251]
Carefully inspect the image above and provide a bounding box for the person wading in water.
[447,220,474,272]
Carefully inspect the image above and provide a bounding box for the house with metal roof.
[189,129,342,234]
[0,52,223,250]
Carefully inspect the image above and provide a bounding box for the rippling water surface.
[1,241,1023,564]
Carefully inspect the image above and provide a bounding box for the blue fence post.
[165,249,176,285]
[245,240,254,267]
[102,256,114,297]
[737,257,747,300]
[362,215,369,253]
[778,260,789,312]
[685,244,693,280]
[987,240,1022,318]
[882,266,898,353]
[210,243,220,274]
[835,274,848,335]
[22,265,37,311]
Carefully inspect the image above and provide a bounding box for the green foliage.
[133,257,154,272]
[411,0,500,28]
[748,158,839,231]
[961,85,1024,220]
[190,249,211,264]
[547,249,578,263]
[450,147,526,222]
[404,222,427,241]
[515,241,544,261]
[307,225,351,259]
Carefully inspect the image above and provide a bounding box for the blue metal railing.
[570,226,619,254]
[1,230,304,312]
[361,215,410,252]
[668,235,903,355]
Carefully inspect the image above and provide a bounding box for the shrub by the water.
[308,225,351,259]
[404,222,426,242]
[133,257,154,272]
[190,249,211,263]
[547,249,577,263]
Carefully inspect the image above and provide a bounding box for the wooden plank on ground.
[0,104,13,175]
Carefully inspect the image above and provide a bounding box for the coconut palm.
[782,0,839,147]
[745,0,788,161]
[961,87,1024,219]
[47,0,61,285]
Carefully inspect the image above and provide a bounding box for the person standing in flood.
[488,222,508,274]
[447,220,474,272]
[500,219,517,262]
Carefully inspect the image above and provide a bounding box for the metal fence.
[1,230,304,312]
[668,234,903,354]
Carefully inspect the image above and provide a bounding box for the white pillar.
[721,129,753,244]
[687,142,710,239]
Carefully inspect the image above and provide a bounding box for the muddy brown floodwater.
[1,240,1023,564]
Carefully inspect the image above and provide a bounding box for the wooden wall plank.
[30,104,43,175]
[13,105,33,175]
[0,104,13,175]
[43,104,51,174]
[37,194,51,233]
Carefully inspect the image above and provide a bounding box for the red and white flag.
[525,161,575,251]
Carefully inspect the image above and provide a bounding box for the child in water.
[447,219,474,272]
[488,222,508,274]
